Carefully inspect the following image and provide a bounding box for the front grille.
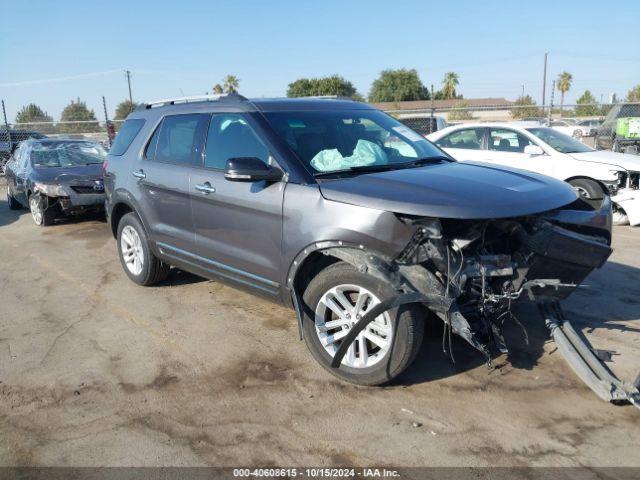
[71,184,103,194]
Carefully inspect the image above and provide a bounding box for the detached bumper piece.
[540,302,639,409]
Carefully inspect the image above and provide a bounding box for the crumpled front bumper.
[612,189,640,226]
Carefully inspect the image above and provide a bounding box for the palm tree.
[441,72,459,99]
[556,71,573,114]
[212,84,224,94]
[223,75,240,94]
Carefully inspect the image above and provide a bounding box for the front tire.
[302,262,424,386]
[117,212,170,286]
[569,178,604,200]
[29,194,57,226]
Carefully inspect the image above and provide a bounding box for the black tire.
[568,178,604,200]
[7,186,22,210]
[28,193,57,226]
[116,212,170,286]
[302,262,424,386]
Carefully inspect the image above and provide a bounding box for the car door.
[484,128,552,176]
[133,113,209,254]
[190,112,284,295]
[11,144,31,204]
[433,127,486,162]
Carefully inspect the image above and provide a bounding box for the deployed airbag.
[310,139,387,172]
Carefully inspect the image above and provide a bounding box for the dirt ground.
[0,177,639,468]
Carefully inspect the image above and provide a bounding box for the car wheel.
[7,185,22,210]
[612,207,629,226]
[568,178,604,200]
[117,212,170,286]
[572,129,582,139]
[29,193,57,226]
[302,262,424,386]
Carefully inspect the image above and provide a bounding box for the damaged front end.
[326,196,639,408]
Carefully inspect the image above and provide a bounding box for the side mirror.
[524,145,544,156]
[224,157,283,183]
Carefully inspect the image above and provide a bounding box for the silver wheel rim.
[315,284,392,368]
[120,225,144,276]
[29,196,43,225]
[573,186,591,199]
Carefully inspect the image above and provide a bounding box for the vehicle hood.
[31,163,103,184]
[318,161,578,219]
[567,150,640,172]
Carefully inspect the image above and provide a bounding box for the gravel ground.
[0,177,639,467]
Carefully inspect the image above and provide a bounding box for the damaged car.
[428,123,640,226]
[4,138,107,226]
[104,95,638,407]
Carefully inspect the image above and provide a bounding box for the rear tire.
[568,178,604,200]
[302,262,424,386]
[117,212,170,286]
[7,186,21,210]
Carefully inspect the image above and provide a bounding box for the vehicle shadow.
[156,268,208,287]
[396,259,640,385]
[0,200,27,228]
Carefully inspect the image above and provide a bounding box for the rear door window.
[110,119,145,156]
[155,114,209,165]
[204,114,269,170]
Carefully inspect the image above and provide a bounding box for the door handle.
[132,170,146,179]
[195,182,216,194]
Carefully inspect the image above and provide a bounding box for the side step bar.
[540,302,639,408]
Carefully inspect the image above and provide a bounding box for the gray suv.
[105,95,612,386]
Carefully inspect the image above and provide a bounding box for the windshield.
[30,142,107,168]
[526,127,593,153]
[262,109,447,174]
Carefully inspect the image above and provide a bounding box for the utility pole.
[548,78,555,123]
[1,100,8,129]
[1,100,11,149]
[521,84,525,98]
[542,52,548,115]
[124,70,133,104]
[430,84,435,134]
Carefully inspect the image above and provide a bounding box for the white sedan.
[547,119,591,138]
[427,123,640,225]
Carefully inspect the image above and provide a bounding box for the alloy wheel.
[29,196,43,225]
[314,284,392,368]
[120,225,144,276]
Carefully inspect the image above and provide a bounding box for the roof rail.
[139,93,248,109]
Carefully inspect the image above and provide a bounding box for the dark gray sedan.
[4,138,106,226]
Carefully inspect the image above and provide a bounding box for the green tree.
[510,95,542,119]
[556,71,573,114]
[447,101,474,120]
[114,100,139,120]
[213,75,240,94]
[575,90,598,117]
[368,69,429,102]
[441,72,460,100]
[286,75,362,100]
[626,84,640,102]
[15,103,55,133]
[59,98,100,133]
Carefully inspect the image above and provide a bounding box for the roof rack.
[139,93,248,110]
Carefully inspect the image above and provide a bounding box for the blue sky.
[1,0,639,121]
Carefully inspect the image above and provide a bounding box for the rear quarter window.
[110,119,145,156]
